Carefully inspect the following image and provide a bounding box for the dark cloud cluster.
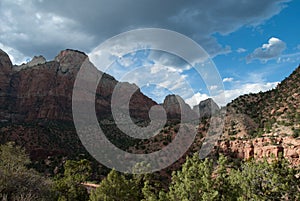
[0,0,290,63]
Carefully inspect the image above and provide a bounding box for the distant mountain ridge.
[0,49,211,160]
[0,48,299,172]
[0,49,159,162]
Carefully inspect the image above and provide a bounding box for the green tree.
[132,162,163,201]
[213,155,236,200]
[89,169,137,201]
[0,142,54,200]
[229,156,300,200]
[54,159,92,201]
[166,154,219,201]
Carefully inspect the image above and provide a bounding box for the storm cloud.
[0,0,290,63]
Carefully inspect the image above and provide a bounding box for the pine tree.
[166,154,218,201]
[89,169,138,201]
[54,159,91,201]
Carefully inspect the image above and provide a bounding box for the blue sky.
[0,0,299,106]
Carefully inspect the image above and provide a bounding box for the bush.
[293,129,300,138]
[0,142,55,201]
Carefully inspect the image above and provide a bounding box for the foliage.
[229,156,300,200]
[164,154,237,201]
[90,162,162,201]
[292,128,300,138]
[3,142,293,201]
[0,142,55,201]
[54,159,92,201]
[89,169,138,201]
[88,153,300,201]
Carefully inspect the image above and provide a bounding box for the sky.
[0,0,299,106]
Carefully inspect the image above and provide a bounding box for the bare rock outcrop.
[219,136,300,166]
[0,49,158,160]
[0,49,156,123]
[193,98,219,119]
[0,49,13,122]
[15,55,47,71]
[162,94,198,121]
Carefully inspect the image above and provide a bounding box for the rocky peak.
[193,98,219,119]
[162,94,198,121]
[0,49,12,73]
[0,49,13,121]
[26,55,46,66]
[54,49,87,73]
[14,55,47,71]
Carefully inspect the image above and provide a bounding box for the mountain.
[0,49,158,163]
[220,65,300,166]
[162,94,199,122]
[0,47,299,174]
[193,98,220,119]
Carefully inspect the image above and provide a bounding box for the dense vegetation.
[0,142,55,200]
[0,143,299,201]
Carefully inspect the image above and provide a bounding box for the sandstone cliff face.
[1,48,299,168]
[0,49,157,160]
[219,136,300,166]
[0,49,156,123]
[8,50,87,122]
[193,98,219,119]
[0,50,14,122]
[162,94,198,121]
[16,55,46,71]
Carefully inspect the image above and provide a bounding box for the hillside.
[225,66,300,137]
[0,48,299,175]
[0,49,160,175]
[220,65,300,166]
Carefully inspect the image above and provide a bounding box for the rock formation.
[219,136,300,166]
[0,48,299,168]
[162,94,198,122]
[16,55,46,71]
[193,98,220,119]
[0,48,157,160]
[218,65,300,166]
[0,50,13,122]
[0,49,156,123]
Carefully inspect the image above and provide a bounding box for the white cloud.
[237,48,247,53]
[277,52,300,64]
[209,85,218,90]
[221,82,279,104]
[0,0,291,59]
[185,81,279,107]
[0,0,94,60]
[0,42,29,64]
[222,77,234,82]
[246,37,286,63]
[185,92,210,107]
[117,63,195,101]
